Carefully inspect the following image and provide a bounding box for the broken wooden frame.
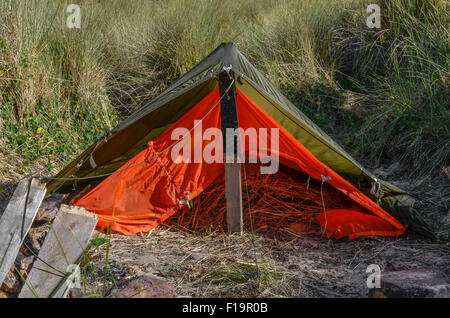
[19,204,97,298]
[0,178,97,298]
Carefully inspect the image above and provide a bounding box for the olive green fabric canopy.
[48,43,418,231]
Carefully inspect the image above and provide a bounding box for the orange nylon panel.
[235,88,406,238]
[316,209,405,240]
[73,88,223,235]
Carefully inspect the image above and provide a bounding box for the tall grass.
[334,0,449,178]
[238,0,449,179]
[0,0,448,183]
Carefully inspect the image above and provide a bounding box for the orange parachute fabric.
[317,209,405,240]
[74,88,224,234]
[235,89,406,238]
[237,90,405,237]
[73,87,406,238]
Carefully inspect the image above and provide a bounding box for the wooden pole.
[219,68,243,234]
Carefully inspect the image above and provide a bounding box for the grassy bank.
[0,1,448,218]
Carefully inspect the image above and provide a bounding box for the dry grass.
[166,164,355,237]
[87,227,450,298]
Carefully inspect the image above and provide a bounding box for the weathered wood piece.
[19,205,97,298]
[224,162,243,234]
[0,178,46,286]
[219,49,243,234]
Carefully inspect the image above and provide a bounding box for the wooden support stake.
[219,61,243,234]
[19,205,97,298]
[224,162,243,234]
[0,178,46,286]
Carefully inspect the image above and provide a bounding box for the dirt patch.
[88,227,450,298]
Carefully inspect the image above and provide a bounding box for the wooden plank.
[0,178,46,286]
[219,63,243,234]
[19,205,97,298]
[224,162,243,233]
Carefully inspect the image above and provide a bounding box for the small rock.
[369,269,450,298]
[108,274,174,298]
[0,268,20,294]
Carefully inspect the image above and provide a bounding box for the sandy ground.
[86,226,450,298]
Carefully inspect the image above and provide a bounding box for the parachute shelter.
[47,43,416,238]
